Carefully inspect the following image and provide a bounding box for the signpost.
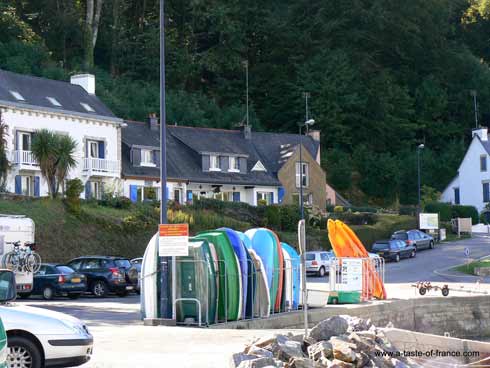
[298,219,308,338]
[158,224,189,257]
[340,259,363,291]
[419,213,439,230]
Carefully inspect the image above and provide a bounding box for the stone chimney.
[308,130,321,165]
[473,127,488,141]
[244,125,252,140]
[70,74,95,94]
[148,113,159,131]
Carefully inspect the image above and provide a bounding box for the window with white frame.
[229,156,240,172]
[141,149,155,166]
[21,176,34,196]
[90,181,103,200]
[88,141,99,158]
[18,132,32,151]
[210,155,220,171]
[256,192,272,205]
[295,162,309,188]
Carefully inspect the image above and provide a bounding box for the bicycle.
[2,241,42,273]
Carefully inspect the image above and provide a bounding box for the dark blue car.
[32,264,87,300]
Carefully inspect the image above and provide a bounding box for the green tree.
[55,135,78,196]
[0,111,10,191]
[324,149,352,192]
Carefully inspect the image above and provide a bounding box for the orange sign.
[159,224,189,237]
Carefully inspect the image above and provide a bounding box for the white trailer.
[0,214,35,295]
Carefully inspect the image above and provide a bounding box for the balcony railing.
[11,150,39,167]
[83,158,119,175]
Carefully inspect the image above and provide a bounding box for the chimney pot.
[244,125,252,140]
[473,127,488,142]
[70,74,95,94]
[149,113,159,131]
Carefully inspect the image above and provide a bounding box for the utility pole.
[471,90,478,128]
[304,92,310,134]
[243,60,250,127]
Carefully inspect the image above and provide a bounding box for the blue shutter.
[98,141,105,159]
[14,176,21,194]
[454,188,460,205]
[34,176,40,197]
[85,181,91,199]
[278,187,285,203]
[484,183,489,203]
[130,185,138,202]
[233,192,241,202]
[186,190,193,204]
[270,192,274,204]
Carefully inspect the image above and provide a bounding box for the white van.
[0,215,35,296]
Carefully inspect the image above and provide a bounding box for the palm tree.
[31,130,59,198]
[54,135,77,196]
[0,111,10,191]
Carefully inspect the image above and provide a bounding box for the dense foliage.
[2,1,490,205]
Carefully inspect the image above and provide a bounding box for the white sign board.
[439,228,446,241]
[158,224,189,257]
[419,213,439,230]
[340,258,363,291]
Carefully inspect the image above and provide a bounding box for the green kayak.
[176,239,217,325]
[195,231,241,321]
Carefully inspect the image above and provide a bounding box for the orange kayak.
[327,219,387,299]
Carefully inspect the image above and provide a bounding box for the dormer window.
[210,155,221,171]
[10,91,25,101]
[46,97,62,107]
[80,102,95,112]
[229,156,240,172]
[141,149,156,167]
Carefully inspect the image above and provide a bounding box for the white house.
[441,127,490,212]
[0,69,123,198]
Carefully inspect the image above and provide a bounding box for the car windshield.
[392,233,408,240]
[115,259,131,268]
[56,266,74,274]
[305,254,316,261]
[372,243,390,251]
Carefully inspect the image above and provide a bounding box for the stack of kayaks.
[141,227,302,324]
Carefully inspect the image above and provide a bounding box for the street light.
[417,144,424,217]
[298,119,315,220]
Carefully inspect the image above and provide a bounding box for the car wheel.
[42,287,54,300]
[395,254,400,262]
[116,291,128,297]
[318,266,326,277]
[411,250,416,258]
[429,241,434,249]
[92,281,108,298]
[67,293,82,299]
[7,336,42,368]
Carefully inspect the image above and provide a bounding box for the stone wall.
[211,296,490,339]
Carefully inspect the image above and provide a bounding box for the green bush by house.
[424,202,478,224]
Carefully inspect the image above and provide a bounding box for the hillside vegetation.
[0,198,415,262]
[3,1,490,204]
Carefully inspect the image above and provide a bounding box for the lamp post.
[471,90,478,129]
[299,119,315,219]
[159,0,172,321]
[417,144,424,217]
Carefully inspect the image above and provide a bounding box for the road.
[15,235,490,367]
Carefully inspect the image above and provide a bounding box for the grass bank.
[453,259,490,275]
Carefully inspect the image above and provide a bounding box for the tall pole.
[474,93,478,129]
[304,92,310,134]
[299,124,304,220]
[417,148,421,209]
[245,61,249,127]
[159,0,171,320]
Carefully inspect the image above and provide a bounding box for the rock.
[355,352,369,368]
[254,335,281,349]
[287,357,322,368]
[248,345,274,358]
[330,338,357,363]
[348,333,374,353]
[307,341,333,361]
[328,359,355,368]
[343,316,372,332]
[237,357,279,368]
[272,335,305,361]
[310,316,349,342]
[230,353,260,368]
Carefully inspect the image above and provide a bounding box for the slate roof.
[121,121,320,186]
[0,69,117,120]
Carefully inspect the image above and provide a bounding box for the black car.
[391,230,434,251]
[32,264,87,300]
[66,256,136,297]
[372,240,416,262]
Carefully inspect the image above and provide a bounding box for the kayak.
[281,242,300,310]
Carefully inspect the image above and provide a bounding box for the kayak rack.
[173,298,203,326]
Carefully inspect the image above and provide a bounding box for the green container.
[327,291,361,304]
[0,316,6,368]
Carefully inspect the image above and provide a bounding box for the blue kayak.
[220,228,248,319]
[236,231,253,249]
[281,242,301,310]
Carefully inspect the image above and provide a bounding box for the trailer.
[0,214,35,296]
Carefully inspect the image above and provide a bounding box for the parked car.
[372,239,416,262]
[66,256,136,298]
[31,264,87,300]
[0,269,93,368]
[305,251,334,277]
[129,258,142,294]
[391,230,434,251]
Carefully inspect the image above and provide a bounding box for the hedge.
[424,202,478,224]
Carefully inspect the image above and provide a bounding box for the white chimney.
[472,127,488,142]
[70,74,95,95]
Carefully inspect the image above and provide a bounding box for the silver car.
[305,251,334,277]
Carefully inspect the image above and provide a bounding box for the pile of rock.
[230,315,420,368]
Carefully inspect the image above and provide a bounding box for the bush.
[99,194,132,209]
[264,205,281,228]
[331,212,378,225]
[424,202,452,221]
[334,206,344,213]
[451,205,479,225]
[326,204,335,212]
[278,205,301,231]
[348,206,377,213]
[399,205,417,216]
[65,179,84,214]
